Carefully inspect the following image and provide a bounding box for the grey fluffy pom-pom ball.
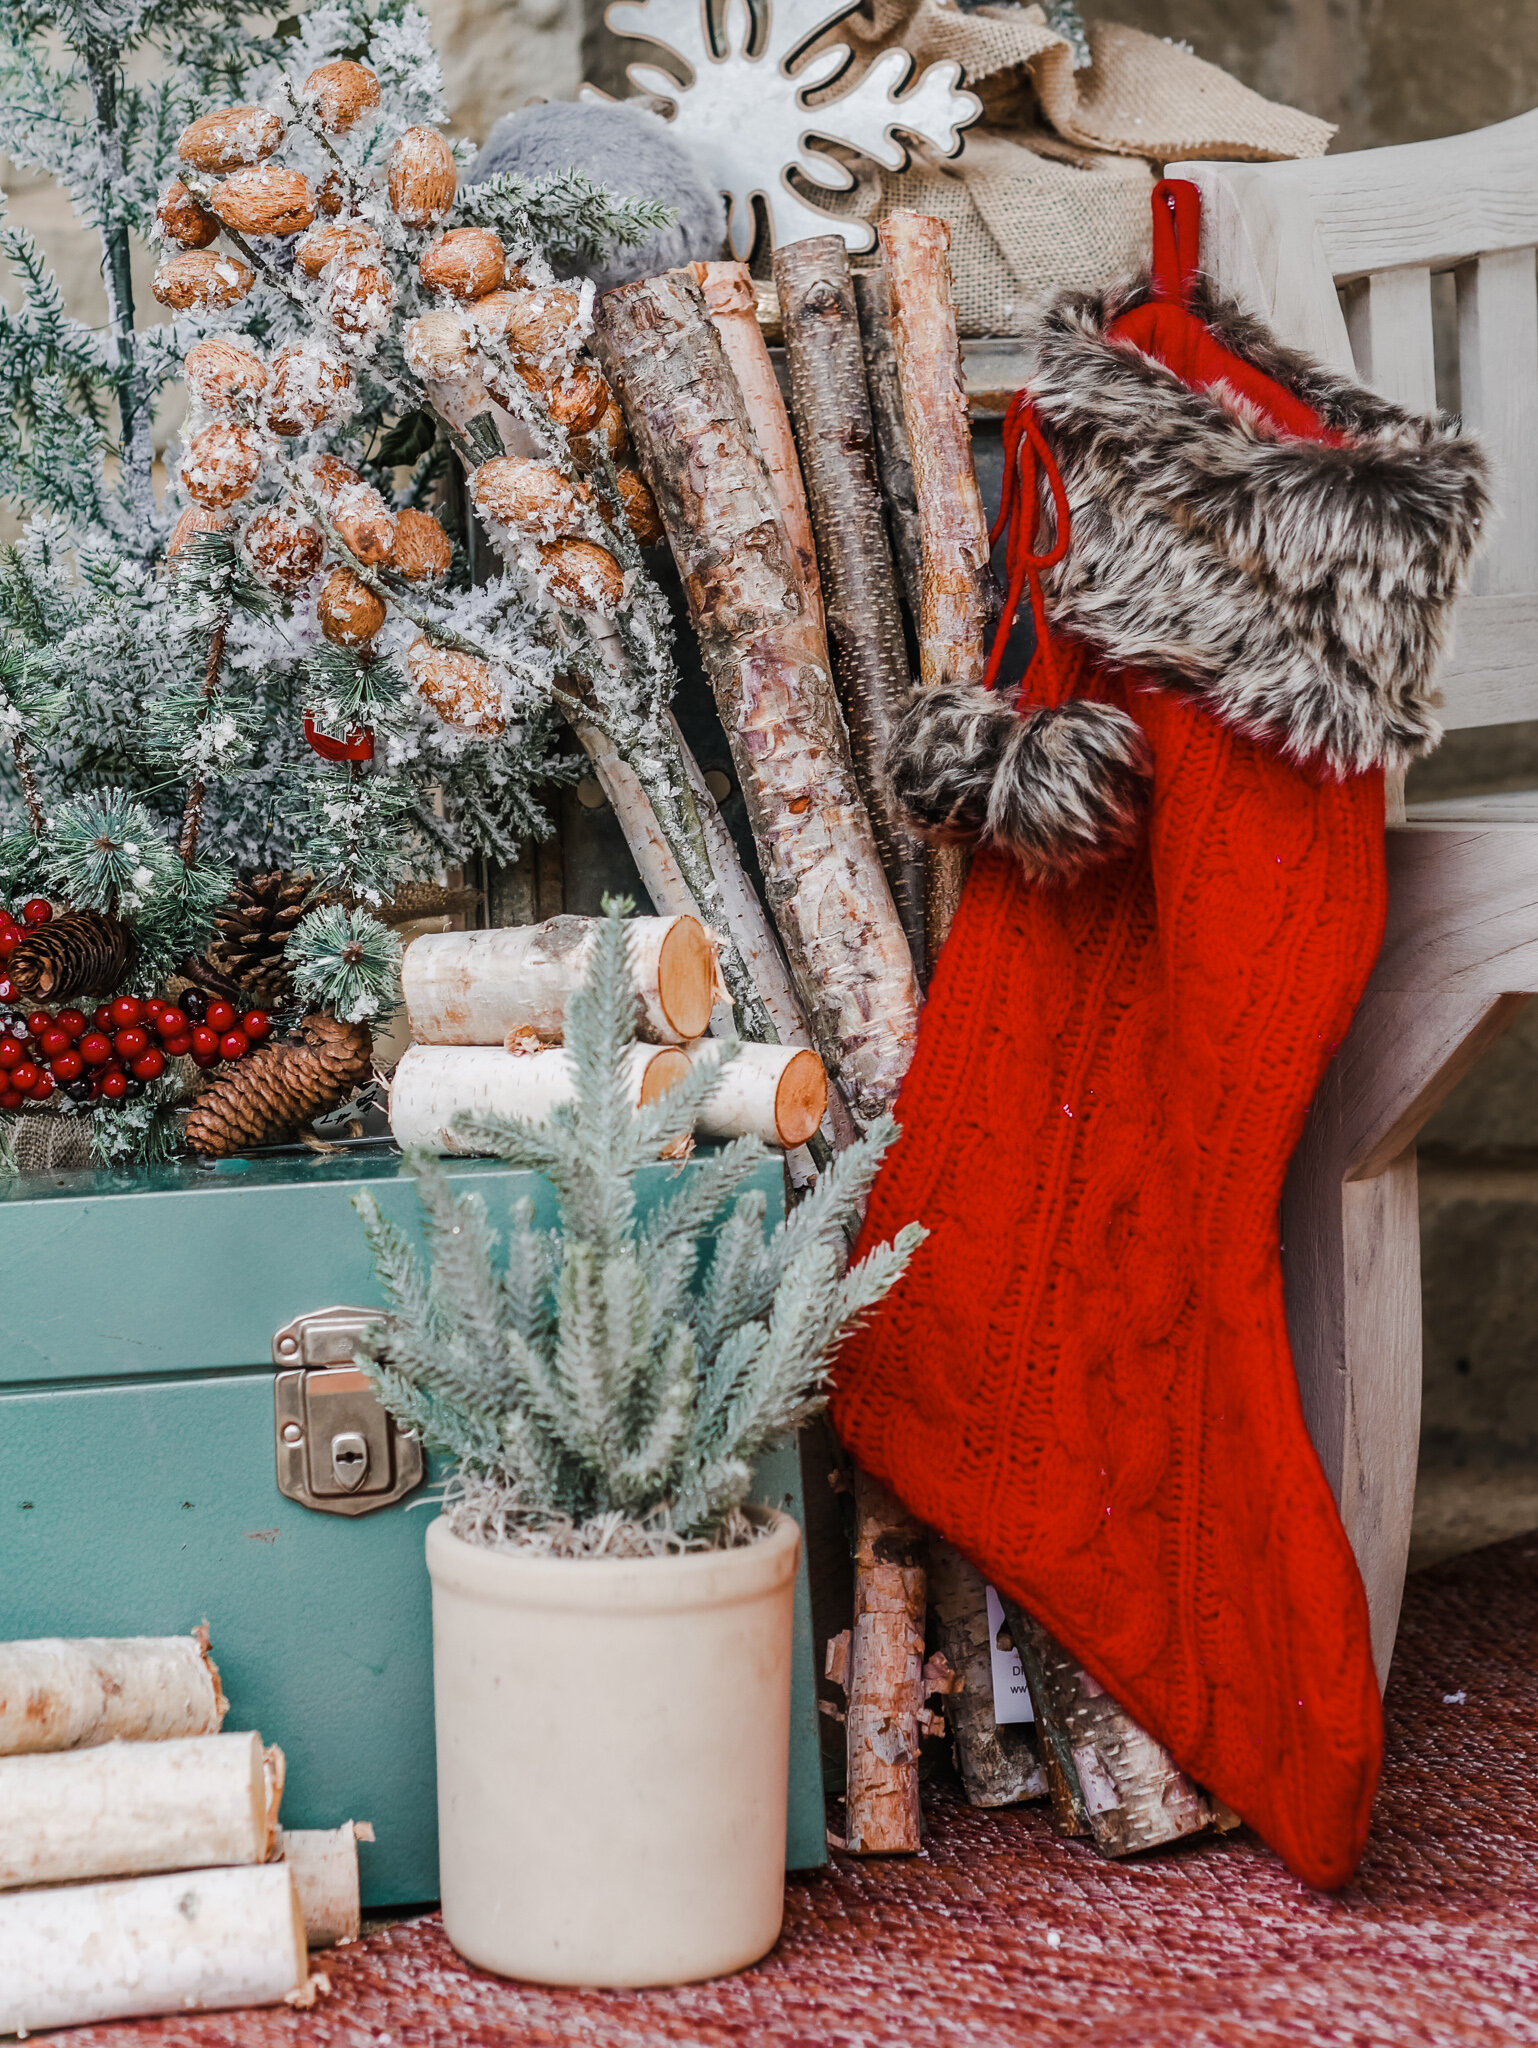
[887,683,1152,880]
[468,101,725,291]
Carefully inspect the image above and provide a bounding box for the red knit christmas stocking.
[835,184,1489,1890]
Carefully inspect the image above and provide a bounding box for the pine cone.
[8,911,136,1003]
[185,1014,373,1157]
[189,871,312,1004]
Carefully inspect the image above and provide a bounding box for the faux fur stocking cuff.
[1028,276,1491,777]
[889,685,1151,879]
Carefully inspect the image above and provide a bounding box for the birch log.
[0,1731,281,1888]
[926,1542,1046,1808]
[0,1865,308,2034]
[686,1040,828,1148]
[0,1634,226,1754]
[279,1822,368,1948]
[594,271,920,1126]
[852,268,925,640]
[843,1472,927,1853]
[418,362,795,1060]
[1000,1597,1240,1857]
[878,211,999,954]
[774,236,926,974]
[692,260,826,641]
[403,914,720,1046]
[390,1041,688,1152]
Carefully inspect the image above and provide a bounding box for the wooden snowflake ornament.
[588,0,981,255]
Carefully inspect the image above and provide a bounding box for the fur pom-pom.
[889,685,1151,879]
[469,102,725,292]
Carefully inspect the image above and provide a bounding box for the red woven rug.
[59,1533,1538,2047]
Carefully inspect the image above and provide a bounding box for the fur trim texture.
[889,684,1151,879]
[1028,274,1491,776]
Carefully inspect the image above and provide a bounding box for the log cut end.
[774,1047,828,1148]
[639,1045,691,1105]
[655,915,717,1042]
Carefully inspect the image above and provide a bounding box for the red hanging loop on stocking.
[981,392,1072,704]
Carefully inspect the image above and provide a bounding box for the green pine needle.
[289,902,403,1023]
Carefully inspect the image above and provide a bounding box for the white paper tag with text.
[985,1582,1035,1724]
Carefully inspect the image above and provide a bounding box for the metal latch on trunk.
[272,1305,424,1516]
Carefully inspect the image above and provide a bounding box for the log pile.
[391,912,829,1154]
[0,1631,369,2033]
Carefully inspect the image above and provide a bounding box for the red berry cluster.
[0,903,273,1115]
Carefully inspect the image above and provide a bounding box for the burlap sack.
[807,4,1333,334]
[852,132,1153,335]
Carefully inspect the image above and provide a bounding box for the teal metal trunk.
[0,1147,827,1905]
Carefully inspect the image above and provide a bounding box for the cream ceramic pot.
[424,1509,800,1987]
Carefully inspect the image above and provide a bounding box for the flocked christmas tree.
[354,900,924,1551]
[0,0,710,1167]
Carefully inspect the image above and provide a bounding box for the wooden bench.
[1172,109,1538,1680]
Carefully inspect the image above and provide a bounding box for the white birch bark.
[0,1732,280,1889]
[403,914,720,1046]
[877,211,998,952]
[0,1864,308,2034]
[278,1823,367,1948]
[390,1042,689,1152]
[0,1635,226,1755]
[594,270,921,1126]
[686,1040,829,1148]
[691,260,827,640]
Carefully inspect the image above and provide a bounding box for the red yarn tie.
[982,390,1072,705]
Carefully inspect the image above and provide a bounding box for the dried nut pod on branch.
[210,165,314,238]
[611,468,662,548]
[184,339,268,414]
[388,125,456,226]
[185,1014,374,1157]
[152,250,254,310]
[318,567,385,647]
[6,911,136,1003]
[178,105,285,174]
[542,364,610,435]
[295,220,381,278]
[324,259,394,341]
[572,397,628,465]
[181,423,261,508]
[419,228,506,301]
[302,59,381,134]
[403,309,474,383]
[314,170,345,216]
[242,507,323,595]
[309,460,395,564]
[265,346,352,436]
[156,181,220,249]
[408,639,505,737]
[391,509,452,583]
[475,285,581,359]
[167,506,234,557]
[471,457,591,538]
[539,539,624,613]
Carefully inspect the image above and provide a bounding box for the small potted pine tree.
[354,902,921,1988]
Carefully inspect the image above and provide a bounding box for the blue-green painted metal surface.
[0,1147,827,1903]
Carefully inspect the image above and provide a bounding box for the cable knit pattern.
[821,210,1485,1888]
[831,644,1387,1890]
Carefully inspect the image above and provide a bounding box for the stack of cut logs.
[0,1632,370,2033]
[391,912,829,1154]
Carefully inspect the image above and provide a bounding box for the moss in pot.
[354,899,921,1986]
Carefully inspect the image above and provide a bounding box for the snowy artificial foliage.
[288,900,402,1022]
[354,901,925,1549]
